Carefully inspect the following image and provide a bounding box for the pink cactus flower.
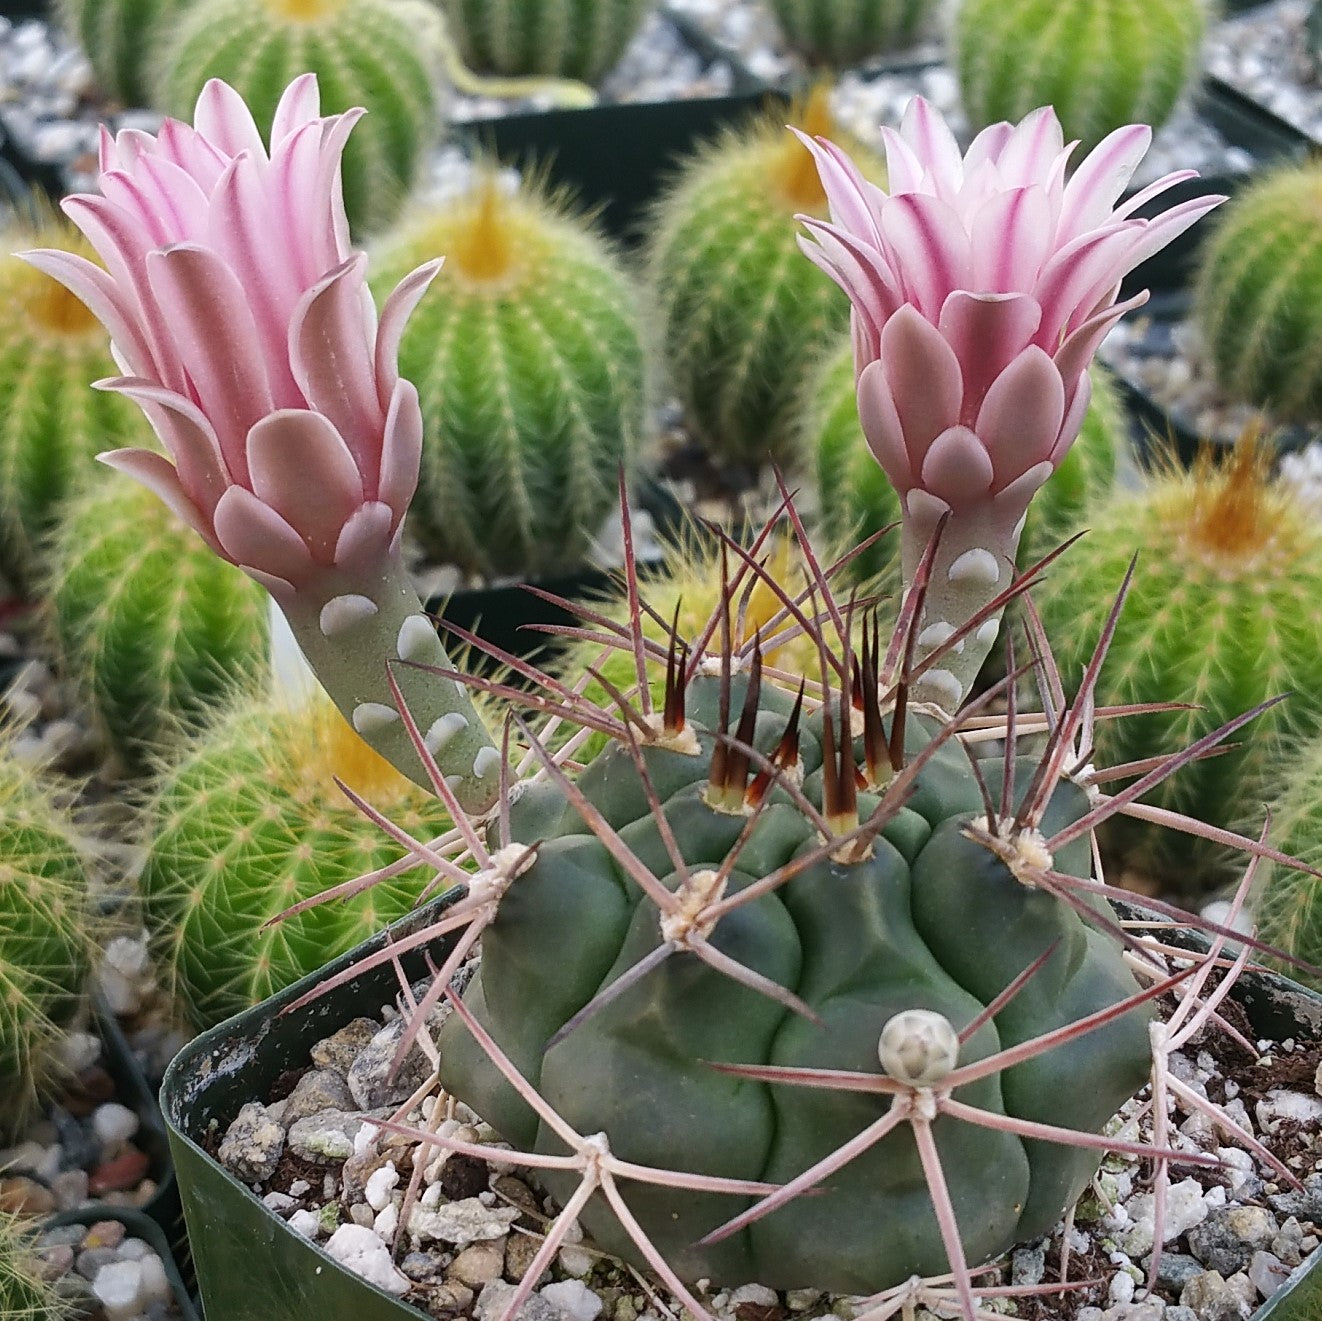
[797,97,1224,532]
[21,73,438,603]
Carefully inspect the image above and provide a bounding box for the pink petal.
[246,409,364,564]
[242,564,296,607]
[851,307,877,375]
[937,291,1042,426]
[1058,125,1152,240]
[879,125,925,196]
[271,72,321,147]
[1032,223,1138,346]
[856,359,913,491]
[374,259,443,409]
[962,121,1014,177]
[1113,170,1198,221]
[151,117,229,192]
[974,346,1066,486]
[193,79,267,162]
[97,448,220,551]
[789,129,883,243]
[991,460,1055,526]
[797,221,900,340]
[1050,371,1094,465]
[212,484,316,585]
[1052,288,1149,385]
[899,97,965,203]
[879,304,963,471]
[1120,194,1228,272]
[334,500,394,573]
[969,184,1052,292]
[880,192,973,320]
[920,426,995,510]
[994,107,1066,189]
[310,110,364,272]
[131,154,214,244]
[377,378,423,520]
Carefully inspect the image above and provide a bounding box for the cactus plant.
[766,0,932,65]
[140,690,454,1029]
[0,219,151,597]
[435,0,653,82]
[805,341,1128,583]
[44,478,268,775]
[1035,438,1322,885]
[953,0,1206,157]
[369,177,649,578]
[0,743,93,1140]
[645,90,885,470]
[0,1213,73,1319]
[57,0,187,106]
[151,0,446,235]
[1193,160,1322,425]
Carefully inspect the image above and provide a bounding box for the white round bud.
[877,1010,959,1086]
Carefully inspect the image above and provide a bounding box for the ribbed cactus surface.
[646,94,885,469]
[141,693,454,1029]
[954,0,1205,156]
[0,747,92,1138]
[58,0,186,106]
[767,0,932,64]
[1193,162,1322,424]
[45,478,268,775]
[151,0,445,234]
[0,224,151,597]
[1036,442,1322,885]
[370,180,648,578]
[436,0,653,81]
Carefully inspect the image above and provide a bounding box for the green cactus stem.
[57,0,186,106]
[0,1212,73,1319]
[767,0,933,65]
[369,177,649,579]
[954,0,1205,157]
[1193,161,1322,425]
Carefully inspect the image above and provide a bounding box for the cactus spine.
[767,0,932,65]
[0,1213,73,1319]
[0,745,93,1139]
[140,692,453,1029]
[646,91,885,470]
[954,0,1205,156]
[1193,161,1322,424]
[151,0,446,234]
[45,478,268,775]
[0,222,152,597]
[58,0,187,106]
[369,178,648,578]
[435,0,653,82]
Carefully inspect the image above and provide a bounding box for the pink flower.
[21,74,438,601]
[797,97,1224,529]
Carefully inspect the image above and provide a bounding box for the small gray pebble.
[218,1102,285,1182]
[309,1018,380,1077]
[74,1248,117,1280]
[280,1069,356,1129]
[1188,1207,1278,1276]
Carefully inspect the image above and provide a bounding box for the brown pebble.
[34,1245,74,1280]
[505,1231,549,1285]
[440,1154,489,1202]
[81,1220,126,1250]
[0,1176,56,1216]
[491,1176,541,1228]
[88,1146,150,1195]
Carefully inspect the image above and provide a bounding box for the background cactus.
[0,743,93,1140]
[1035,439,1322,886]
[139,690,454,1029]
[0,220,153,598]
[765,0,933,65]
[57,0,187,106]
[44,477,268,776]
[804,340,1127,584]
[150,0,446,235]
[0,1212,73,1319]
[645,92,885,470]
[953,0,1206,157]
[1193,161,1322,425]
[434,0,653,82]
[369,177,649,578]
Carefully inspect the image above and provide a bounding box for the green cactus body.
[369,181,648,578]
[1036,442,1322,885]
[954,0,1205,157]
[152,0,445,234]
[0,749,92,1139]
[768,0,932,65]
[141,693,453,1029]
[806,341,1126,583]
[1193,162,1322,424]
[436,676,1149,1291]
[58,0,186,106]
[436,0,652,82]
[0,226,153,597]
[646,93,886,470]
[45,478,268,775]
[0,1213,73,1318]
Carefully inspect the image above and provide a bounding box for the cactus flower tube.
[797,97,1224,707]
[20,74,501,811]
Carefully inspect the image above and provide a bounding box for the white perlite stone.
[1256,1089,1322,1132]
[364,1161,399,1211]
[92,1260,145,1321]
[1122,1179,1210,1257]
[324,1224,411,1295]
[409,1197,520,1245]
[541,1279,604,1321]
[137,1253,171,1303]
[289,1209,321,1239]
[92,1102,140,1146]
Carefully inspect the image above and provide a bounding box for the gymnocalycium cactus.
[1193,160,1322,424]
[954,0,1206,157]
[46,77,1284,1315]
[369,177,648,578]
[767,0,933,66]
[0,1212,73,1319]
[57,0,186,106]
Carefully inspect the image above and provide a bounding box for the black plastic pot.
[163,891,1322,1321]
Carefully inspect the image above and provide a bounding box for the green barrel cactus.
[953,0,1206,157]
[44,477,268,775]
[0,1213,73,1319]
[767,0,933,65]
[0,745,93,1139]
[0,221,152,598]
[57,0,187,106]
[140,691,454,1029]
[369,179,649,578]
[1193,161,1322,425]
[150,0,446,235]
[646,91,885,470]
[805,339,1127,583]
[435,0,653,82]
[1035,440,1322,885]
